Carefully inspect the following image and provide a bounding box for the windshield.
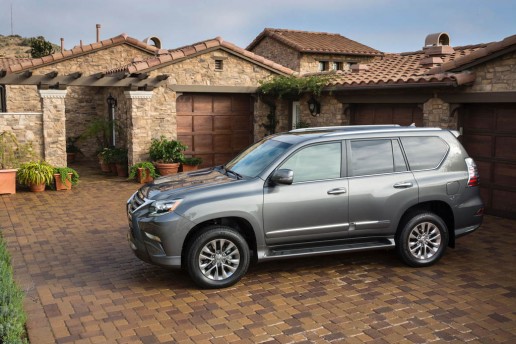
[225,138,292,178]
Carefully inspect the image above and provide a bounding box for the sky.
[1,0,515,53]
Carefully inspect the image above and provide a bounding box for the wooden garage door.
[351,104,423,126]
[461,104,516,219]
[177,94,253,168]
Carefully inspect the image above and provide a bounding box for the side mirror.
[271,169,294,185]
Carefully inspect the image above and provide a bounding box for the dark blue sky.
[1,0,515,53]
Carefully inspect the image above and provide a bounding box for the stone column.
[125,91,153,166]
[39,89,67,166]
[423,97,455,129]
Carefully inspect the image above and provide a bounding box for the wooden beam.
[46,71,58,78]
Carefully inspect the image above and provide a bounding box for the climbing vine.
[258,74,333,98]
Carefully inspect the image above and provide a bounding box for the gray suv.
[127,125,483,288]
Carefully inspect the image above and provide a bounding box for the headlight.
[149,199,182,216]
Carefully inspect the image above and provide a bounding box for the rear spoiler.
[450,130,460,138]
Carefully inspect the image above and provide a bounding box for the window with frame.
[400,136,449,170]
[318,61,329,72]
[0,85,6,112]
[280,142,342,183]
[214,59,224,71]
[331,61,342,71]
[349,139,407,176]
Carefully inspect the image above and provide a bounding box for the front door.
[263,141,349,245]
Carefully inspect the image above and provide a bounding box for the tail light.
[465,158,479,187]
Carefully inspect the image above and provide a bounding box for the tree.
[29,36,55,58]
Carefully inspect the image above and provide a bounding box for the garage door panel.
[233,133,251,151]
[213,135,231,151]
[215,154,234,166]
[193,95,213,112]
[491,189,516,214]
[464,111,494,131]
[214,116,232,131]
[494,163,516,185]
[177,116,193,133]
[176,95,193,112]
[177,135,193,151]
[375,111,392,124]
[232,116,251,131]
[463,135,492,158]
[194,135,213,152]
[462,104,516,219]
[352,104,423,127]
[213,96,232,112]
[193,116,213,132]
[495,107,516,132]
[495,137,516,160]
[476,161,492,182]
[231,95,251,112]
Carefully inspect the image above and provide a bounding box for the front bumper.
[127,192,191,269]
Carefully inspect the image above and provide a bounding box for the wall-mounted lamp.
[307,96,321,117]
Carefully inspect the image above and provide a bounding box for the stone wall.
[298,54,373,74]
[423,97,456,129]
[250,38,301,72]
[5,85,40,112]
[0,112,44,158]
[468,50,516,92]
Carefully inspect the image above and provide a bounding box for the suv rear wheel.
[186,226,250,288]
[397,212,448,267]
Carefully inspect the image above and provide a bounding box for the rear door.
[347,138,418,238]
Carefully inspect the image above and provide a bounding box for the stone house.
[1,28,515,218]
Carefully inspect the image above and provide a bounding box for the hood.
[143,168,235,200]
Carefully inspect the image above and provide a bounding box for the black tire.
[186,225,250,289]
[396,212,449,267]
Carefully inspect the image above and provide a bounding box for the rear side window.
[349,139,407,176]
[401,136,449,170]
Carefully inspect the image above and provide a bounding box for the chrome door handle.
[327,187,347,195]
[393,182,413,188]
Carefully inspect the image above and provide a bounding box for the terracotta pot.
[116,164,128,177]
[30,182,46,192]
[154,162,180,176]
[0,169,17,195]
[99,160,110,173]
[137,168,154,184]
[54,173,72,191]
[181,164,199,172]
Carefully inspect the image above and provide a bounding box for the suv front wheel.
[186,226,250,289]
[397,212,449,267]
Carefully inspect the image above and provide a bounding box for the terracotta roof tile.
[1,34,160,74]
[106,37,296,76]
[0,58,32,70]
[325,41,493,88]
[247,28,383,56]
[428,34,516,74]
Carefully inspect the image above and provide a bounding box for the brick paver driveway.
[1,163,515,343]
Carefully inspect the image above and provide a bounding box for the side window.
[349,139,407,176]
[281,142,341,183]
[401,137,449,170]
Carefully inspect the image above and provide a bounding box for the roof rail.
[290,124,400,133]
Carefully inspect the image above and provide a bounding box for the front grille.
[129,190,146,213]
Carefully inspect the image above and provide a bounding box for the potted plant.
[181,157,203,172]
[53,166,79,191]
[0,131,35,194]
[149,136,187,176]
[112,147,128,177]
[16,161,54,192]
[128,162,158,184]
[66,136,82,163]
[97,148,113,173]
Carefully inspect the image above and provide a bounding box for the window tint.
[401,137,449,170]
[281,142,341,183]
[350,139,407,176]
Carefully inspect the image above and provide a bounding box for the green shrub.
[0,233,28,344]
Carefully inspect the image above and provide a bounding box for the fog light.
[144,232,162,243]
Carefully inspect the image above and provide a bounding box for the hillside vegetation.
[0,34,59,58]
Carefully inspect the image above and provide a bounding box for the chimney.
[420,32,454,67]
[96,24,101,42]
[60,38,64,52]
